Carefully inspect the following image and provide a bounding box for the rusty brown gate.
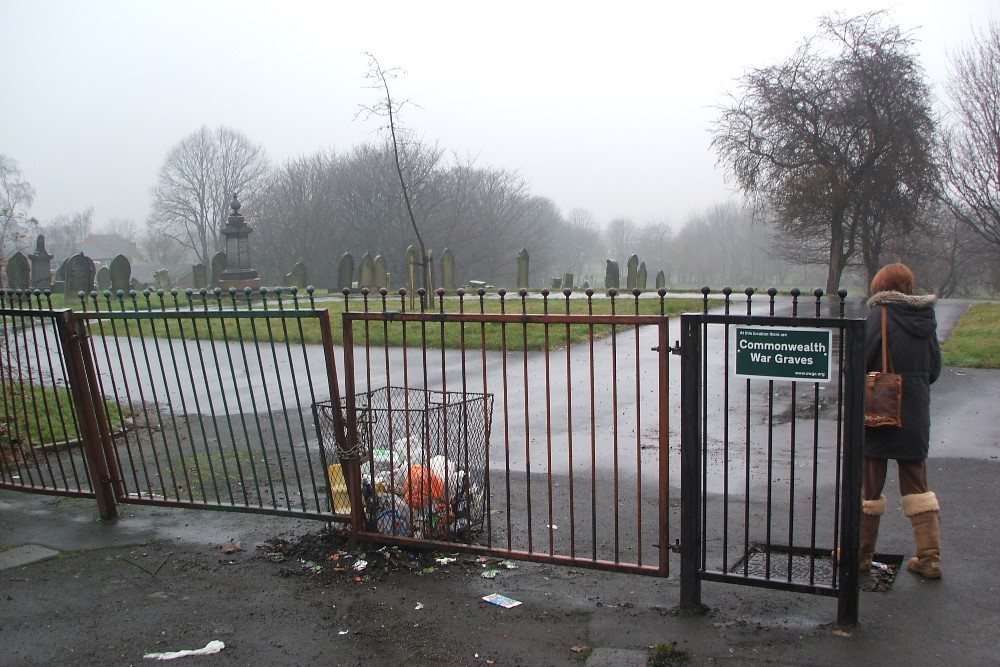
[324,287,682,576]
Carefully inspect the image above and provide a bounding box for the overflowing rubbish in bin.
[315,386,492,540]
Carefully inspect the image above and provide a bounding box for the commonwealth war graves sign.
[734,326,833,382]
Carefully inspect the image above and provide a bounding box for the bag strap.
[880,306,895,373]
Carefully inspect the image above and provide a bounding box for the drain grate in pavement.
[729,545,903,592]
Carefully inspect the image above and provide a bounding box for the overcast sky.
[4,0,995,234]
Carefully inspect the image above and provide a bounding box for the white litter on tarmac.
[143,640,225,660]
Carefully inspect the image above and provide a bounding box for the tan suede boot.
[859,495,886,573]
[901,492,942,580]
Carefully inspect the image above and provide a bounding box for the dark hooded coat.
[864,291,941,460]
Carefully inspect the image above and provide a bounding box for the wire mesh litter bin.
[315,386,492,539]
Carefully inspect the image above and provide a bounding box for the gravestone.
[626,254,639,290]
[550,277,562,289]
[338,253,354,291]
[29,235,54,289]
[96,266,112,291]
[562,273,574,290]
[192,263,208,289]
[110,255,131,292]
[655,270,666,290]
[441,248,455,291]
[516,248,529,289]
[211,252,227,287]
[53,256,70,294]
[604,260,620,289]
[130,277,143,292]
[65,253,95,296]
[373,255,388,290]
[426,249,436,294]
[359,252,375,288]
[5,252,30,290]
[638,262,647,291]
[154,269,172,291]
[286,261,308,289]
[405,246,418,295]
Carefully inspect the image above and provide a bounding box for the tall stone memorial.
[516,248,529,289]
[218,195,261,292]
[29,235,54,289]
[638,262,647,291]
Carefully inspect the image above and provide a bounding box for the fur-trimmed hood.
[867,290,937,310]
[868,290,939,343]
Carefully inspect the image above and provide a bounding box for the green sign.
[734,326,833,382]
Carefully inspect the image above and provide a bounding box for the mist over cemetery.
[3,12,1000,302]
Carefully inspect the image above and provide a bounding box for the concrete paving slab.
[0,544,60,571]
[584,647,648,667]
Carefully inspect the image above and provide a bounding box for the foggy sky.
[4,0,995,232]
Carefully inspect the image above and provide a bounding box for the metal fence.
[1,287,347,520]
[3,283,867,624]
[334,286,674,576]
[678,287,865,626]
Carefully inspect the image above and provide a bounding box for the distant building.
[75,233,139,268]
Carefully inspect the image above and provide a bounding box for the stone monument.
[218,194,261,292]
[29,235,54,289]
[110,255,131,292]
[516,248,529,289]
[441,248,455,291]
[5,252,30,290]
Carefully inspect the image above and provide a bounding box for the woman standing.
[860,263,943,579]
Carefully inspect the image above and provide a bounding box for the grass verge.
[941,302,1000,369]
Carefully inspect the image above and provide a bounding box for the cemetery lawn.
[2,384,123,447]
[82,295,707,352]
[941,302,1000,369]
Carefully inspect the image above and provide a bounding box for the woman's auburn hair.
[871,263,915,295]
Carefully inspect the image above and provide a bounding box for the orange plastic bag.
[402,465,444,508]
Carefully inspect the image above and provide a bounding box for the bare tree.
[147,126,270,265]
[605,217,636,266]
[942,19,1000,252]
[139,228,188,267]
[711,11,937,294]
[254,150,340,285]
[39,208,93,263]
[0,155,37,288]
[358,53,439,301]
[102,217,139,243]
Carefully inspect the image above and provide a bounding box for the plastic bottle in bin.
[375,493,410,535]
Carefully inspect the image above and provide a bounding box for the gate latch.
[652,340,683,355]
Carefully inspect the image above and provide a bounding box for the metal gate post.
[679,314,702,610]
[340,311,365,536]
[836,319,866,626]
[54,311,118,520]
